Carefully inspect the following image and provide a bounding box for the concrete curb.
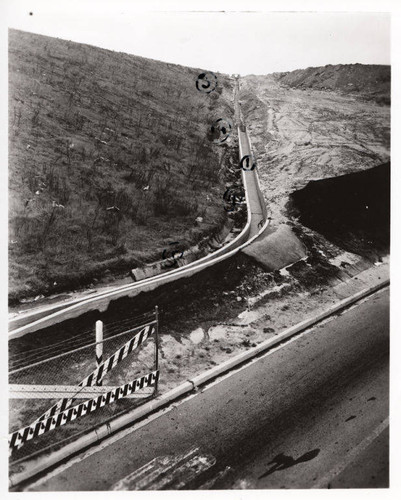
[9,129,261,339]
[9,381,194,488]
[190,277,389,388]
[9,277,389,489]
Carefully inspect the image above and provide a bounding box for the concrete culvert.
[288,162,390,260]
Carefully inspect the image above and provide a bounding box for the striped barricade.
[9,319,157,454]
[33,320,156,424]
[9,384,155,399]
[9,371,159,450]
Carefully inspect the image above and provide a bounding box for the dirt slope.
[239,65,390,262]
[9,29,236,302]
[275,63,390,104]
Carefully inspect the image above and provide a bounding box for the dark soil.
[288,163,390,261]
[9,254,266,359]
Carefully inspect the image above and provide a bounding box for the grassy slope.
[9,29,236,302]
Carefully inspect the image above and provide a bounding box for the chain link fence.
[9,308,158,463]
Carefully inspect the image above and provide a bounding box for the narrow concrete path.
[239,129,266,237]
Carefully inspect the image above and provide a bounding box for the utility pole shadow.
[258,449,320,479]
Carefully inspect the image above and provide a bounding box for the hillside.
[8,29,236,303]
[274,64,390,104]
[239,63,390,264]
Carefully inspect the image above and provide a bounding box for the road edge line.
[9,278,389,489]
[312,417,389,489]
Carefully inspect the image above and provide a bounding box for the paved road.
[26,287,388,491]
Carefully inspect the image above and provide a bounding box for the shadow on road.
[259,449,320,479]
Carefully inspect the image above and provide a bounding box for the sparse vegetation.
[8,29,237,303]
[274,63,390,104]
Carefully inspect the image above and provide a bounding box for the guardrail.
[9,127,267,339]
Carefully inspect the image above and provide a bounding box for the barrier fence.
[9,307,160,460]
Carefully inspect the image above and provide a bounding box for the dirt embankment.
[275,63,390,105]
[289,162,390,260]
[239,65,390,264]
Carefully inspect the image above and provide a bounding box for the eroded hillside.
[239,65,390,262]
[275,63,390,104]
[9,29,236,302]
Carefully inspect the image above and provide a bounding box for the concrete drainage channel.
[9,277,389,490]
[9,126,267,339]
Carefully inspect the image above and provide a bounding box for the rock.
[189,327,205,344]
[237,310,259,325]
[208,325,228,341]
[243,225,307,272]
[263,327,275,334]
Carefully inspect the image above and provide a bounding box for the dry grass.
[9,29,237,302]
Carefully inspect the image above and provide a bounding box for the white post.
[96,320,103,386]
[154,306,159,394]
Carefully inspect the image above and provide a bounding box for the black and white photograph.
[3,0,400,495]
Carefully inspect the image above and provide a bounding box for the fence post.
[96,320,103,386]
[155,306,159,394]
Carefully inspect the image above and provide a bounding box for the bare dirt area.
[238,69,390,267]
[276,63,390,105]
[240,73,389,214]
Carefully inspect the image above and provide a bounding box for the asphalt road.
[27,287,389,491]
